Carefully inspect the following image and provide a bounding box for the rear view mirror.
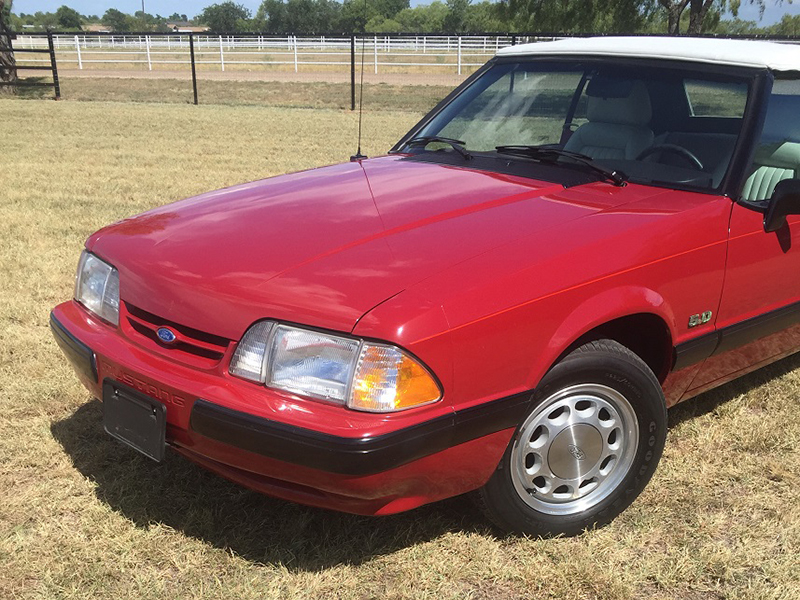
[764,178,800,233]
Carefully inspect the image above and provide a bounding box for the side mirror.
[764,178,800,233]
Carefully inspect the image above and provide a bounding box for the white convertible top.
[497,36,800,72]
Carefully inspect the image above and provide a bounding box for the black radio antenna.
[350,0,368,161]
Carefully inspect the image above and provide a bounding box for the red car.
[52,37,800,536]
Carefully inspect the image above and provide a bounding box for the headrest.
[587,79,652,126]
[586,76,634,99]
[761,94,800,142]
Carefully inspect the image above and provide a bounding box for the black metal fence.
[1,31,60,99]
[6,31,800,107]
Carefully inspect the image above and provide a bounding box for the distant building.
[166,22,210,33]
[82,24,111,33]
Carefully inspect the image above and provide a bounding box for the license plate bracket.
[103,379,166,462]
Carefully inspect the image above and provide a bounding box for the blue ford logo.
[157,327,177,344]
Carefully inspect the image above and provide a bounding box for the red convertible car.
[52,37,800,536]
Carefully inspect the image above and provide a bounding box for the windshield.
[406,60,753,192]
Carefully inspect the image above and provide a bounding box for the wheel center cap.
[548,424,603,480]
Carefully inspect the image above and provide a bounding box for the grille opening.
[128,319,224,360]
[123,302,230,366]
[126,303,229,348]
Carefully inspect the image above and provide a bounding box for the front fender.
[541,285,676,378]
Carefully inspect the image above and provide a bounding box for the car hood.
[88,156,639,340]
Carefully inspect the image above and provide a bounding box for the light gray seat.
[742,94,800,202]
[565,78,654,160]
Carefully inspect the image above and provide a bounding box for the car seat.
[564,77,654,160]
[741,94,800,202]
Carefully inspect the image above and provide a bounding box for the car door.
[685,80,800,395]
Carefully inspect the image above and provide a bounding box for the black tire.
[478,339,667,537]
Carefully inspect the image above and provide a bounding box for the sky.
[12,0,800,25]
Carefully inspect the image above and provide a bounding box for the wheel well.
[567,314,673,382]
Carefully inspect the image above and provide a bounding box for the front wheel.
[478,339,667,537]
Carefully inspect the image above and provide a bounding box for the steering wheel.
[636,144,704,171]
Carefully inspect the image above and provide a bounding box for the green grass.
[1,98,799,600]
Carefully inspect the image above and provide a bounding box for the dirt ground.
[58,68,469,87]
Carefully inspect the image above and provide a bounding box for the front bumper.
[50,301,531,515]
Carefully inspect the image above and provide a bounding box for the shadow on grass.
[4,76,57,100]
[667,351,800,428]
[50,400,491,571]
[50,351,800,569]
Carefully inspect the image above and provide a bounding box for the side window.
[684,80,748,117]
[740,80,800,203]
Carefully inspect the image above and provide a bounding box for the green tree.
[500,0,650,33]
[133,10,172,32]
[32,10,58,29]
[771,13,800,35]
[657,0,780,34]
[256,0,342,33]
[255,0,287,30]
[102,8,135,31]
[365,14,403,30]
[338,0,372,31]
[443,0,470,31]
[395,1,449,31]
[464,1,508,31]
[372,0,410,18]
[714,17,762,34]
[55,5,82,29]
[197,2,252,32]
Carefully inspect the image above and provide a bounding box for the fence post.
[374,35,378,75]
[189,33,198,105]
[293,35,298,73]
[457,35,462,75]
[145,35,152,71]
[350,34,356,111]
[74,34,82,69]
[47,32,61,100]
[219,35,225,71]
[511,34,517,46]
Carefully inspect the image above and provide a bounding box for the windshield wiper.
[495,145,627,187]
[406,136,473,160]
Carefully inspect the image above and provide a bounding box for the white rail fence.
[14,34,533,75]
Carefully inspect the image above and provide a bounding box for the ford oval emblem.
[568,444,586,461]
[157,327,177,344]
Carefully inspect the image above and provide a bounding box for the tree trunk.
[687,0,715,34]
[659,0,690,35]
[667,9,681,34]
[0,1,16,95]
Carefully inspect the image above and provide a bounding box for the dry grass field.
[17,75,452,111]
[1,97,799,600]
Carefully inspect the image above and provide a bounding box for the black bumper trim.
[50,312,98,383]
[673,330,719,371]
[190,390,534,476]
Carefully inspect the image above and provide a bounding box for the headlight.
[230,321,441,412]
[74,251,120,326]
